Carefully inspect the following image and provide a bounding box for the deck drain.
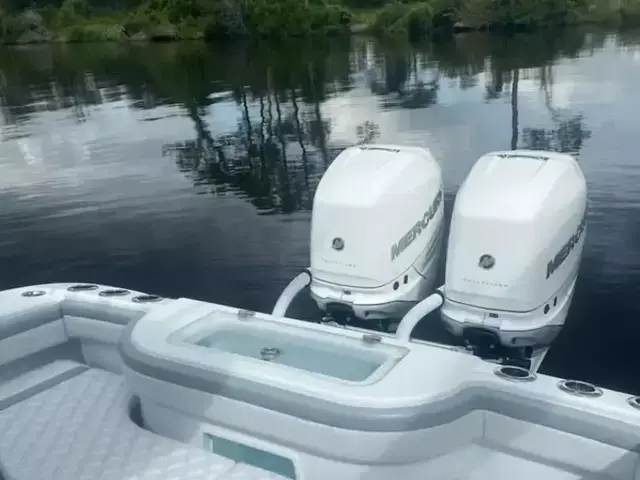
[557,379,603,398]
[494,365,536,382]
[260,347,282,361]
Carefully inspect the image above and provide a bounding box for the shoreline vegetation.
[1,0,640,45]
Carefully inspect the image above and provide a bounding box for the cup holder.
[21,290,46,297]
[494,365,536,382]
[627,396,640,410]
[67,284,99,292]
[99,288,130,297]
[557,379,603,398]
[132,294,164,303]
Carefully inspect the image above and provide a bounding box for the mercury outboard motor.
[308,145,444,326]
[440,150,587,367]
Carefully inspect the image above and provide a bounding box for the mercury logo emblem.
[479,254,495,270]
[332,237,344,251]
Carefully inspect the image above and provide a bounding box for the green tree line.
[1,0,640,44]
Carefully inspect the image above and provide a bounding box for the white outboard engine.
[440,150,587,366]
[308,145,444,325]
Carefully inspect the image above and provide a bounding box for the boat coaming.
[0,283,639,480]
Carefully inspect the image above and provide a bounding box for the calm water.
[1,28,640,393]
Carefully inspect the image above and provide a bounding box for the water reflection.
[0,29,608,212]
[1,28,640,392]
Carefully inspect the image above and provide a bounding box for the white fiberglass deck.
[0,362,286,480]
[0,360,628,480]
[1,283,639,480]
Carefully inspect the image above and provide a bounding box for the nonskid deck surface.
[0,363,286,480]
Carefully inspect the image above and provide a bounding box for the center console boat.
[0,146,638,480]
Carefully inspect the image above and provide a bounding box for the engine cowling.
[440,150,587,351]
[309,145,444,322]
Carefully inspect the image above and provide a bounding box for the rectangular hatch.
[168,309,407,383]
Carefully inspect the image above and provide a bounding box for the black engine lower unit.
[462,327,533,370]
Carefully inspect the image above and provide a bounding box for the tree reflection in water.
[476,32,592,154]
[0,28,608,214]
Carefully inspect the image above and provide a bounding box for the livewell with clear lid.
[168,308,407,383]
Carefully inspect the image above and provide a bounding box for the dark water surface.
[1,28,639,394]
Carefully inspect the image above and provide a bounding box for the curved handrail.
[272,270,312,317]
[395,287,444,342]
